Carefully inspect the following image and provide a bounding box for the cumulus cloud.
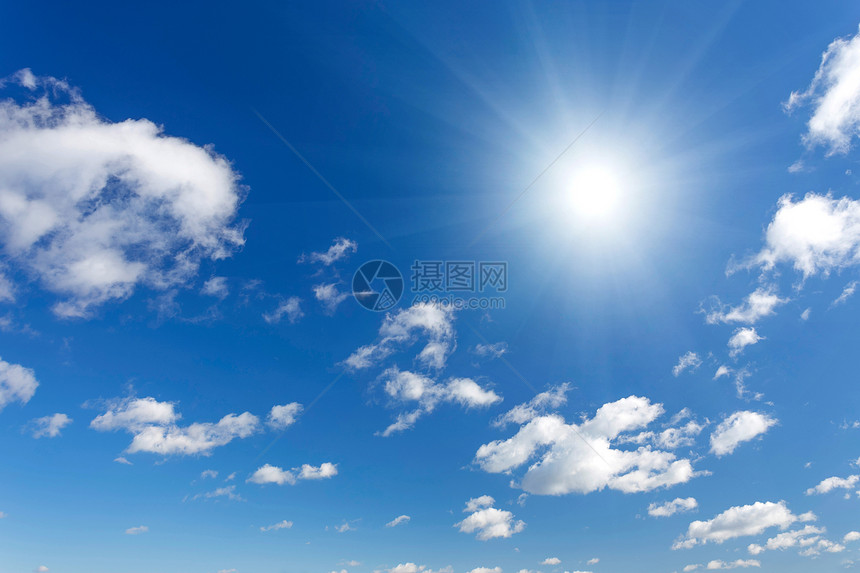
[314,282,350,314]
[747,524,844,557]
[386,515,411,527]
[247,462,337,486]
[263,296,303,324]
[260,519,293,532]
[648,497,698,518]
[29,413,72,438]
[345,303,455,370]
[673,501,815,549]
[785,25,860,155]
[201,276,229,299]
[493,383,571,428]
[744,193,860,279]
[805,474,859,495]
[728,328,762,357]
[377,367,501,436]
[673,352,702,376]
[0,70,246,318]
[456,495,524,540]
[541,557,561,565]
[298,237,356,265]
[90,396,260,455]
[266,402,303,430]
[0,356,38,410]
[476,395,704,496]
[704,288,787,325]
[709,411,777,457]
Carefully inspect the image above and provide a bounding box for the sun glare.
[567,165,623,220]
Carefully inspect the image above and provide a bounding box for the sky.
[2,1,860,572]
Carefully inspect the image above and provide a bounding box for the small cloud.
[201,470,218,479]
[125,525,149,535]
[673,352,702,377]
[386,515,411,527]
[114,457,133,465]
[260,520,293,532]
[201,276,229,299]
[298,238,357,266]
[263,297,303,324]
[473,342,508,359]
[29,413,72,438]
[541,557,561,565]
[33,567,49,573]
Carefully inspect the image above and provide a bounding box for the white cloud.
[0,71,245,318]
[704,560,760,569]
[586,558,599,565]
[195,485,243,502]
[728,328,762,357]
[377,367,501,436]
[801,307,811,320]
[260,519,293,532]
[267,403,303,430]
[648,497,698,518]
[0,357,38,410]
[114,456,132,465]
[746,193,860,279]
[493,383,570,428]
[201,469,218,479]
[785,25,860,155]
[125,525,148,535]
[709,411,777,457]
[473,342,508,359]
[345,303,455,370]
[456,495,525,541]
[247,462,337,486]
[714,366,731,380]
[673,501,814,549]
[805,474,859,495]
[201,276,229,299]
[90,396,260,456]
[476,395,704,495]
[298,237,357,265]
[386,515,411,527]
[705,288,787,325]
[746,524,845,557]
[468,568,502,573]
[845,531,860,542]
[263,297,303,324]
[541,557,561,565]
[673,352,702,376]
[30,413,72,438]
[33,566,49,572]
[832,280,858,306]
[314,283,350,314]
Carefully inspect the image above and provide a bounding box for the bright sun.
[567,165,623,220]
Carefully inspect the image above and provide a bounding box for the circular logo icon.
[352,260,404,311]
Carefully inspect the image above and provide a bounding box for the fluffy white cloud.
[468,568,502,573]
[785,25,860,155]
[845,531,860,542]
[263,296,303,324]
[648,497,698,518]
[747,193,860,279]
[30,413,72,438]
[0,357,38,410]
[541,557,561,565]
[377,367,501,436]
[260,519,293,532]
[90,397,260,455]
[0,70,245,318]
[673,501,814,549]
[247,462,337,486]
[345,303,455,370]
[267,402,303,430]
[746,524,844,557]
[386,515,411,527]
[456,495,525,541]
[704,560,760,569]
[805,474,859,495]
[314,282,350,314]
[709,411,777,457]
[298,237,356,265]
[727,328,762,357]
[476,396,704,496]
[201,276,229,299]
[705,288,787,325]
[125,525,148,535]
[493,383,570,428]
[673,352,702,376]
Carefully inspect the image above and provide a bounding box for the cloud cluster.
[673,501,815,549]
[747,524,844,557]
[247,462,338,486]
[476,396,704,495]
[378,367,501,436]
[785,25,860,155]
[455,495,525,540]
[648,497,698,518]
[0,70,246,318]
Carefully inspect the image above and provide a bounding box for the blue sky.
[2,1,860,572]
